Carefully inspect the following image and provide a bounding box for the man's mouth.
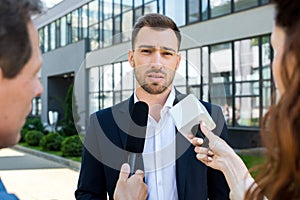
[147,73,165,82]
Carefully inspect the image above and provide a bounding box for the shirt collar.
[134,87,176,109]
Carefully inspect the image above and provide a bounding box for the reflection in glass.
[103,18,113,47]
[165,0,185,26]
[202,0,209,20]
[235,81,259,96]
[82,5,88,38]
[134,6,143,23]
[135,0,143,7]
[174,51,186,86]
[39,28,44,52]
[60,16,67,46]
[88,0,99,26]
[210,0,231,18]
[44,26,49,52]
[89,93,99,115]
[234,39,259,82]
[122,10,133,42]
[103,65,113,91]
[122,0,133,12]
[144,1,157,15]
[55,20,60,48]
[103,0,113,19]
[234,0,258,11]
[210,43,232,112]
[114,0,121,15]
[262,36,271,79]
[72,10,79,42]
[113,63,122,95]
[187,48,201,86]
[89,23,99,51]
[235,96,260,126]
[188,0,200,23]
[50,22,56,50]
[89,67,99,92]
[262,80,271,116]
[103,91,113,109]
[122,62,134,91]
[113,15,122,44]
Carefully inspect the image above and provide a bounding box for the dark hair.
[131,13,181,51]
[0,0,42,78]
[246,0,300,199]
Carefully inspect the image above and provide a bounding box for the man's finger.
[119,163,130,181]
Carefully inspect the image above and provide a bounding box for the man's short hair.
[131,13,181,51]
[0,0,42,78]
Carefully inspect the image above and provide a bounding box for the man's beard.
[134,65,175,95]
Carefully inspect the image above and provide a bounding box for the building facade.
[34,0,275,148]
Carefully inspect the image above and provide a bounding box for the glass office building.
[34,0,274,148]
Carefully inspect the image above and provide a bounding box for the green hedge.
[61,135,83,157]
[40,132,64,151]
[25,130,44,146]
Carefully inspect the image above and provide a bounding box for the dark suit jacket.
[75,92,230,200]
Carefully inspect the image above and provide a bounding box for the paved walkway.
[0,148,79,200]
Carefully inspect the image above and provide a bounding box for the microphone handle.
[128,153,137,176]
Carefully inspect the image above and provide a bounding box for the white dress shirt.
[134,87,178,200]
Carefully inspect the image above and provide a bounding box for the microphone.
[125,101,149,175]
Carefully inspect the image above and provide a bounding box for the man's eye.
[140,49,151,53]
[163,51,174,56]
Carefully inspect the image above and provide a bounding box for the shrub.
[25,130,44,146]
[21,117,45,142]
[61,135,83,157]
[40,132,64,151]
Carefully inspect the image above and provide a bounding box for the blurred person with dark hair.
[192,0,300,199]
[0,0,43,199]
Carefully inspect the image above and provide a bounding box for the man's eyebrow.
[137,45,176,52]
[161,46,176,53]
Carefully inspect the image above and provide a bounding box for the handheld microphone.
[125,101,149,175]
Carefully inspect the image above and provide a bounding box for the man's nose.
[35,81,43,97]
[150,50,163,66]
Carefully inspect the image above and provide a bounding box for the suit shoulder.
[199,100,222,112]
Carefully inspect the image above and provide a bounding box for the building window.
[165,0,185,26]
[38,0,270,53]
[39,28,44,53]
[144,1,158,15]
[31,97,42,116]
[72,10,79,42]
[210,0,231,18]
[50,22,56,50]
[234,0,258,11]
[88,61,134,114]
[187,0,200,24]
[60,16,67,46]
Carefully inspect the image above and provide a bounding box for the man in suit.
[76,13,230,199]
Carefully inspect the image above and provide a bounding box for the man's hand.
[113,163,148,200]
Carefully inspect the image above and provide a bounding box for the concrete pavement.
[0,147,80,200]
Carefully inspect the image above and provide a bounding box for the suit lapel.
[111,94,134,149]
[112,94,145,171]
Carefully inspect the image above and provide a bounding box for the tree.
[61,84,80,136]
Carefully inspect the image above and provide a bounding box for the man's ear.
[175,53,181,70]
[128,50,134,68]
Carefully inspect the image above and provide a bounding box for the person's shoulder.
[199,99,222,114]
[90,97,132,117]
